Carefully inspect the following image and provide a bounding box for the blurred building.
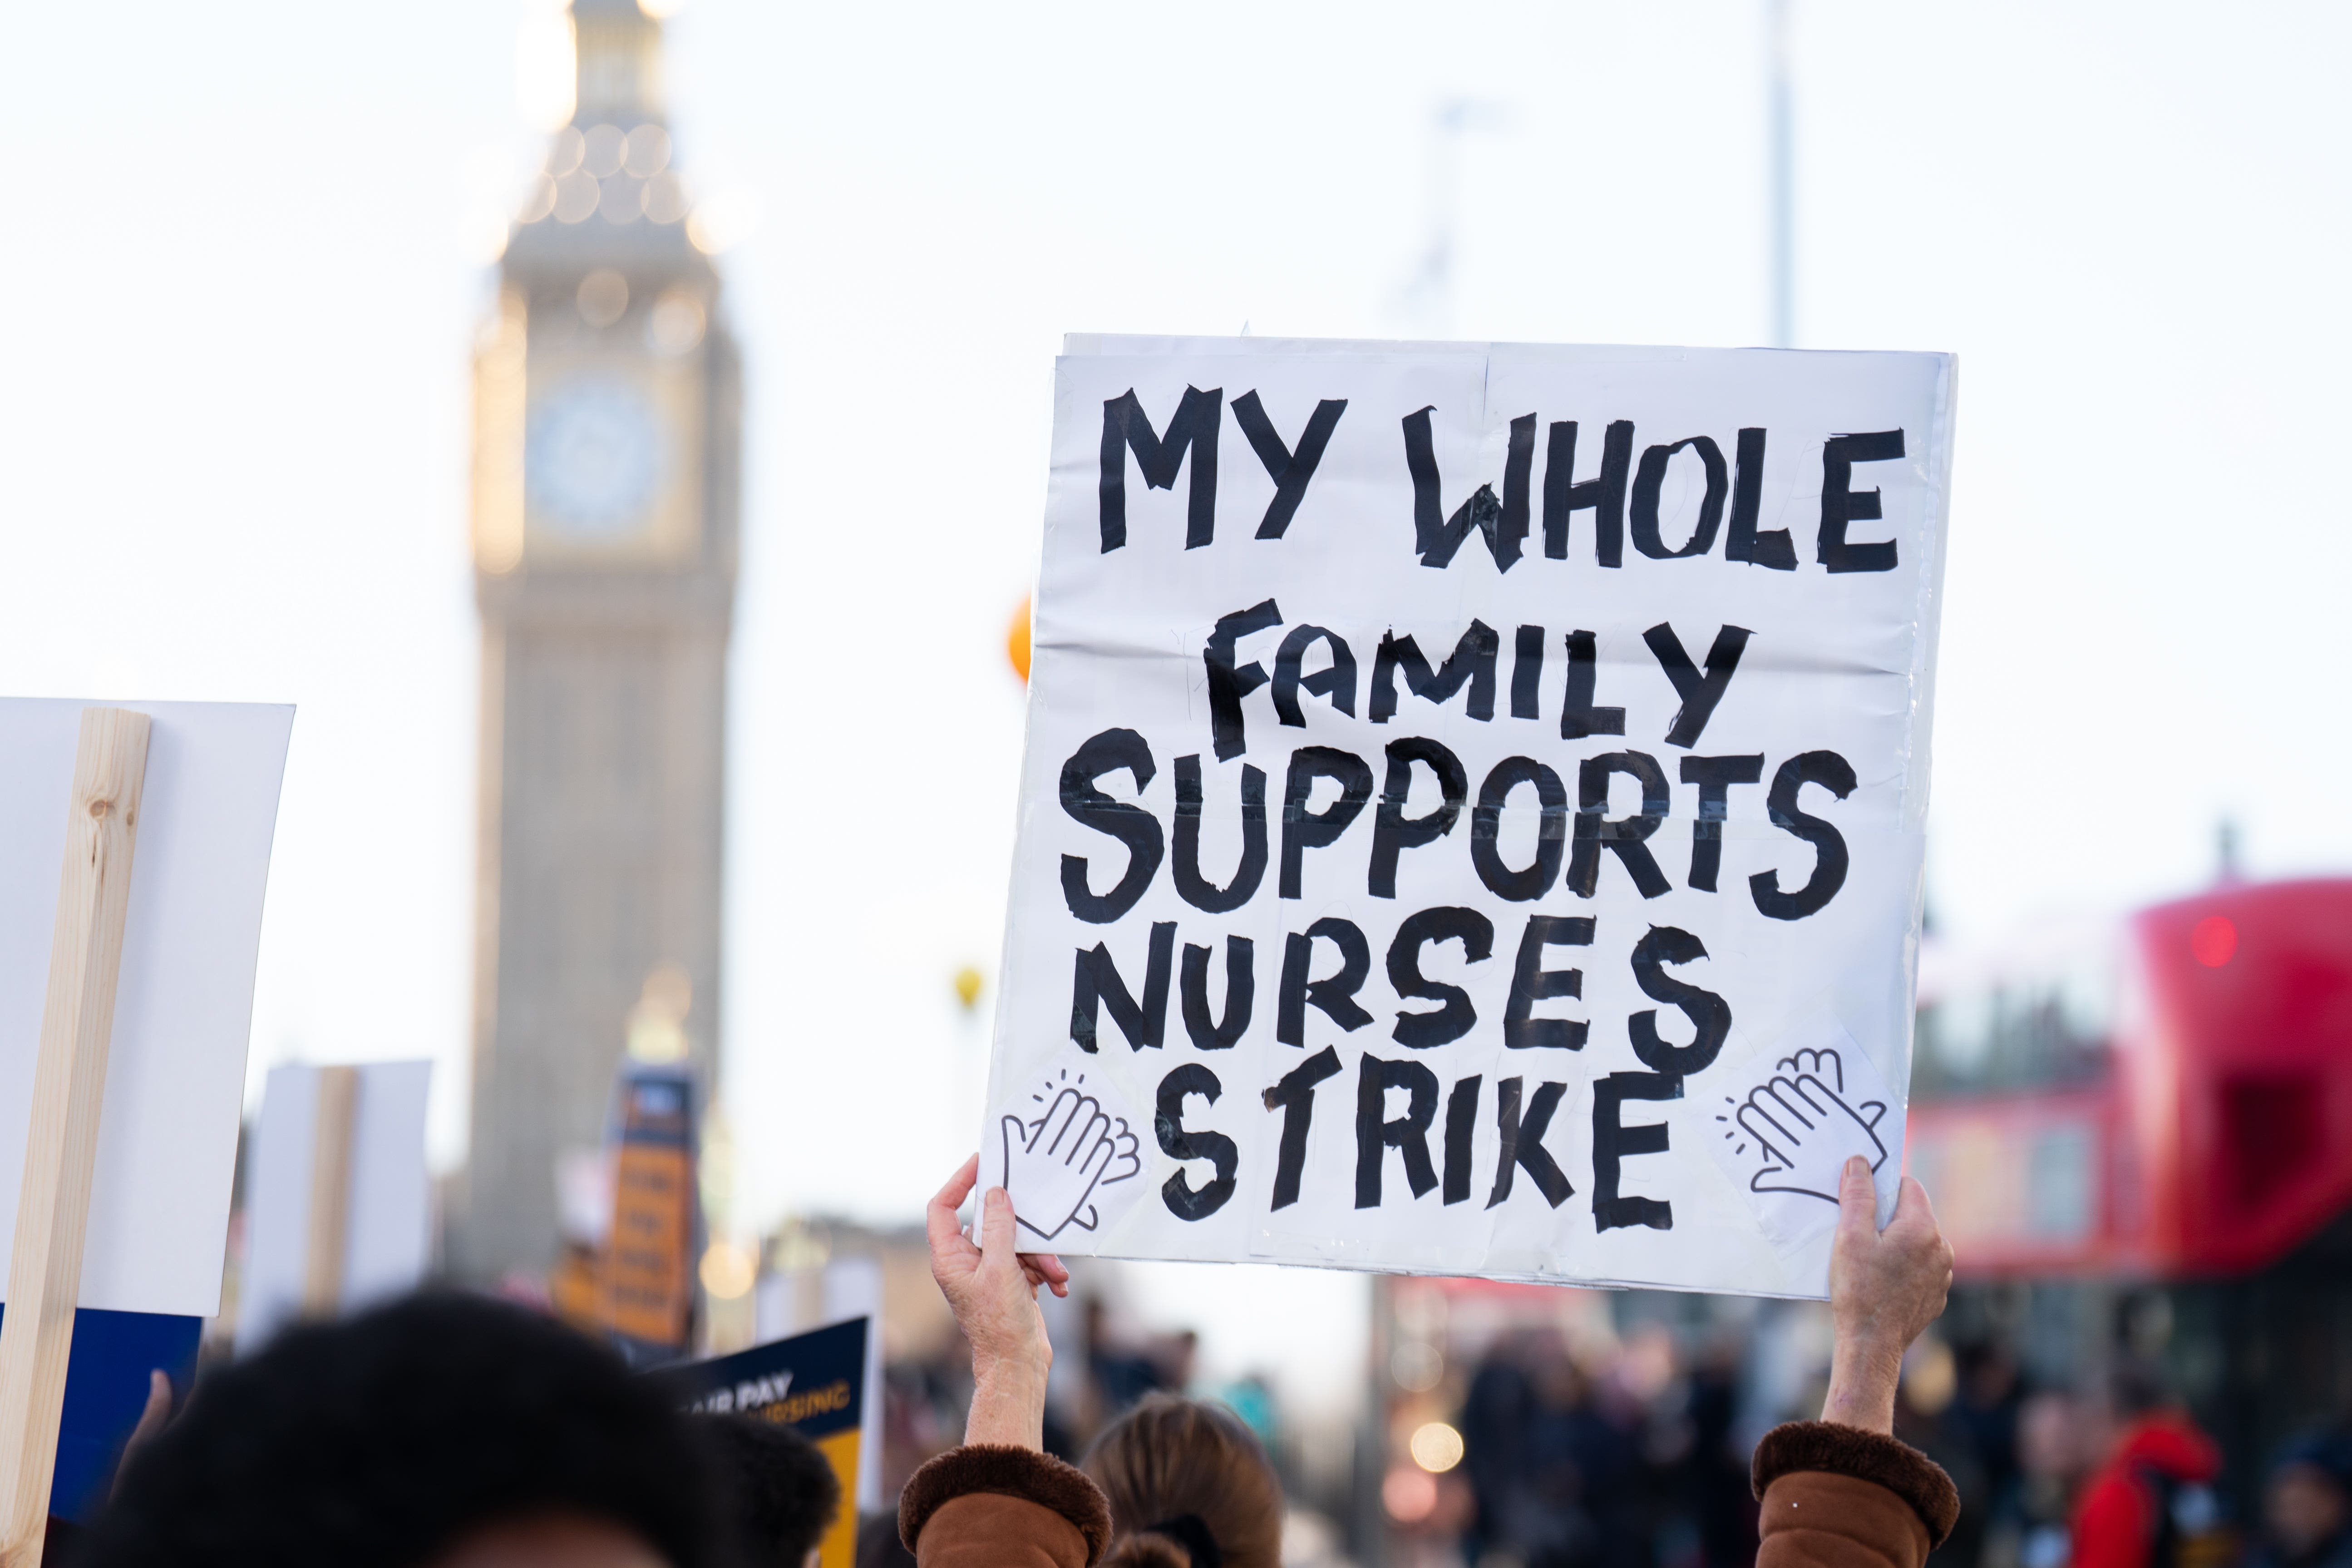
[448,0,740,1284]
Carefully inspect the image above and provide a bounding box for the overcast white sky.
[4,2,2349,1252]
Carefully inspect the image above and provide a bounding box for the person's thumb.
[979,1185,1019,1270]
[1835,1154,1878,1243]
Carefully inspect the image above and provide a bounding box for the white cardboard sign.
[0,699,293,1317]
[987,338,1952,1298]
[237,1059,434,1349]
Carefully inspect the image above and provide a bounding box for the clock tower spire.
[572,0,666,125]
[455,0,740,1287]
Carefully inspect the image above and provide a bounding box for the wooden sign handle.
[0,709,152,1567]
[301,1065,359,1317]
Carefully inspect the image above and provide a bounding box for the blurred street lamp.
[698,1239,754,1300]
[625,962,692,1063]
[1768,0,1796,346]
[1409,1420,1464,1473]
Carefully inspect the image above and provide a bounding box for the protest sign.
[238,1060,434,1350]
[602,1062,698,1355]
[754,1256,885,1511]
[0,1306,199,1524]
[0,700,293,1317]
[986,338,1953,1298]
[0,700,289,1544]
[661,1317,868,1568]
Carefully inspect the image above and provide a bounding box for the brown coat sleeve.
[1752,1421,1962,1568]
[900,1445,1114,1568]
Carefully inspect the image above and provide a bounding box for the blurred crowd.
[868,1283,1299,1566]
[1449,1324,1753,1568]
[726,1264,2352,1568]
[880,1292,1259,1471]
[1427,1316,2352,1568]
[1893,1348,2352,1568]
[57,1230,2352,1568]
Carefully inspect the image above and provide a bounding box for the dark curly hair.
[79,1292,729,1568]
[703,1414,842,1565]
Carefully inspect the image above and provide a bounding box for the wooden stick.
[0,709,151,1568]
[301,1066,359,1317]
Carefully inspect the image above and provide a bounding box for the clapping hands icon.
[1725,1046,1889,1205]
[995,1070,1143,1242]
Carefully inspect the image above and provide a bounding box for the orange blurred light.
[2191,915,2238,967]
[1382,1466,1437,1523]
[1007,596,1032,683]
[698,1241,754,1300]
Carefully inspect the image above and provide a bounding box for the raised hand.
[1822,1156,1955,1433]
[924,1157,1069,1450]
[112,1369,173,1501]
[997,1082,1142,1242]
[1734,1046,1888,1204]
[927,1154,1071,1313]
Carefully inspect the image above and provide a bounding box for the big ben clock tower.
[455,0,739,1283]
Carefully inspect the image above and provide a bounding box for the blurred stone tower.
[453,0,738,1283]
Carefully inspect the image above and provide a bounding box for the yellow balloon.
[952,965,985,1010]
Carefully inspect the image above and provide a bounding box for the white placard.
[238,1059,433,1349]
[0,699,293,1316]
[986,339,1952,1299]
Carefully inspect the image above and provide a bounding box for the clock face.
[525,375,667,539]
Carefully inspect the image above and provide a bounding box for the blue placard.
[657,1316,866,1439]
[0,1305,203,1523]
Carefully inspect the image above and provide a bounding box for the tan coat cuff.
[900,1445,1113,1568]
[1752,1421,1962,1549]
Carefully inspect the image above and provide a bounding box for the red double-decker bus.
[1906,877,2352,1501]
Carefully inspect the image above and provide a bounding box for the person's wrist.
[964,1347,1050,1450]
[972,1341,1050,1390]
[1822,1332,1904,1433]
[1835,1325,1905,1370]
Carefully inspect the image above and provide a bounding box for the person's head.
[2269,1436,2352,1558]
[1082,1394,1282,1568]
[1959,1341,2020,1409]
[2106,1358,2174,1425]
[2018,1390,2088,1484]
[84,1292,727,1568]
[703,1415,842,1568]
